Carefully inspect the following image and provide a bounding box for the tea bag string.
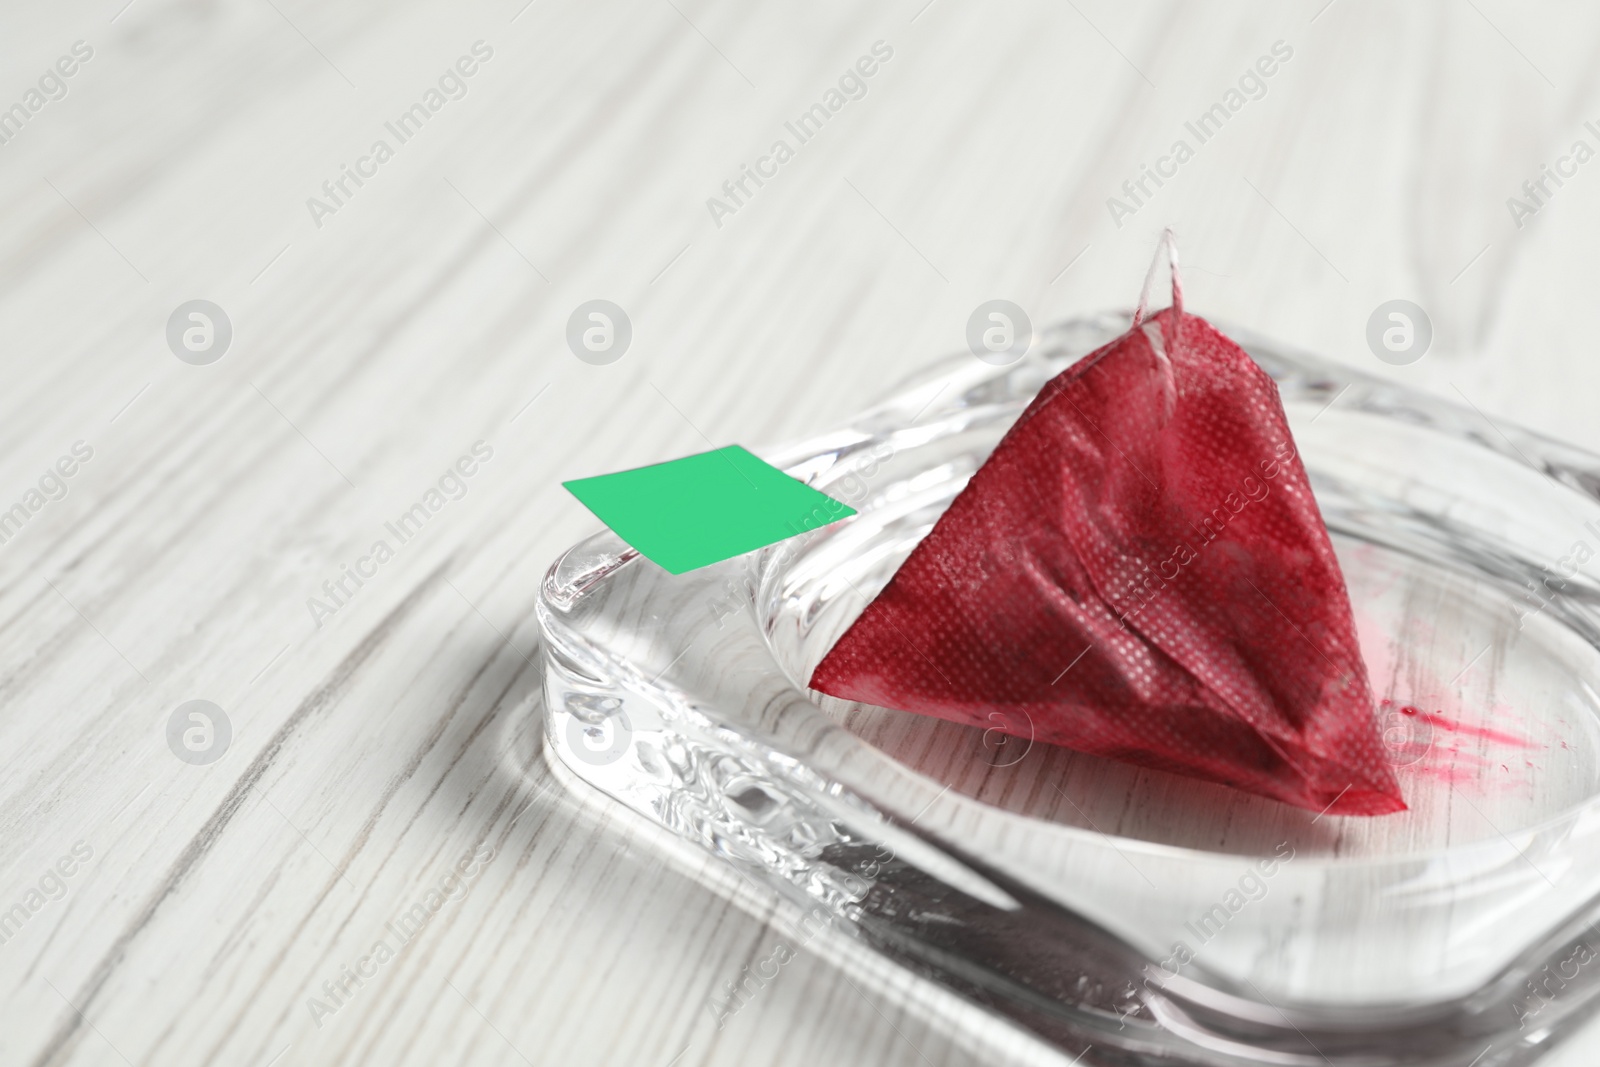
[1130,227,1184,328]
[1130,229,1181,422]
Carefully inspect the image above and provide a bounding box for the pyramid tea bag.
[811,234,1404,816]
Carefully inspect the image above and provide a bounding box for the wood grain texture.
[2,0,1600,1063]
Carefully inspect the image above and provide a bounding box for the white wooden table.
[3,1,1598,1063]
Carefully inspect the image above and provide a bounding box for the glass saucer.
[538,313,1600,1065]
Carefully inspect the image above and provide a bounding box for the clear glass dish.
[538,313,1600,1066]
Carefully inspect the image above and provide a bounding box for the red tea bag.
[811,233,1403,816]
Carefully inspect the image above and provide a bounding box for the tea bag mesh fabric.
[810,237,1404,816]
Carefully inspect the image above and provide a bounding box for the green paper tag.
[562,445,857,574]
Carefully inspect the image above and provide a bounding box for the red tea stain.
[1383,701,1549,793]
[1407,763,1492,786]
[1399,706,1534,749]
[1378,699,1538,747]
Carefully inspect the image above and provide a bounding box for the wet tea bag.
[810,233,1404,815]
